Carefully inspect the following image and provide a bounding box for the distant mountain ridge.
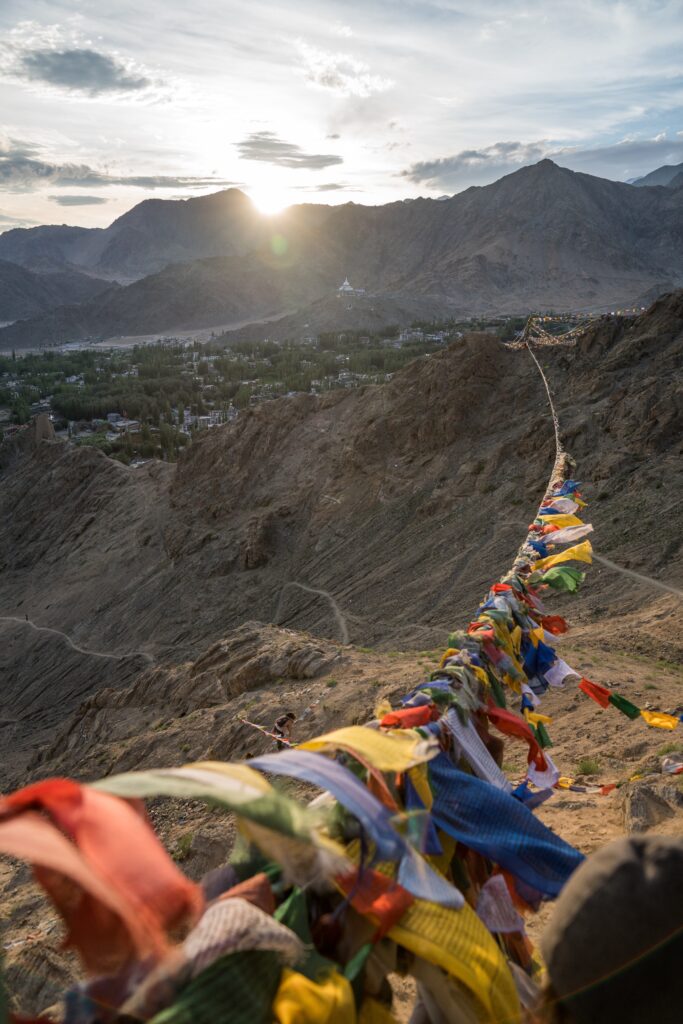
[1,160,683,348]
[0,260,112,323]
[0,189,295,282]
[632,161,683,187]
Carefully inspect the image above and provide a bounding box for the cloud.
[237,131,342,169]
[0,209,36,229]
[293,182,358,192]
[48,194,110,206]
[401,133,683,192]
[0,22,165,100]
[402,140,550,188]
[296,42,393,98]
[17,48,150,96]
[551,135,683,180]
[0,140,240,193]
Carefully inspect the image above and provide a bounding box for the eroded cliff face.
[1,297,681,783]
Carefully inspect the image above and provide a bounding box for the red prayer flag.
[486,703,548,771]
[380,705,439,729]
[0,779,203,973]
[578,677,611,709]
[336,867,414,940]
[539,615,569,635]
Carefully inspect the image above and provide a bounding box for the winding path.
[591,553,683,600]
[274,581,350,644]
[0,616,154,664]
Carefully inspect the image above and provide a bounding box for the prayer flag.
[537,513,584,529]
[579,678,611,709]
[640,710,680,731]
[533,541,592,572]
[608,693,641,720]
[539,567,585,592]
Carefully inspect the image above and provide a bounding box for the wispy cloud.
[49,194,110,205]
[0,137,239,192]
[237,131,342,169]
[402,140,550,189]
[402,134,683,190]
[293,182,358,192]
[0,208,36,228]
[296,41,393,98]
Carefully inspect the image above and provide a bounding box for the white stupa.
[338,277,354,293]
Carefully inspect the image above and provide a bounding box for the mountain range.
[1,159,683,348]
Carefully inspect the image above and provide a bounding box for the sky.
[1,0,683,231]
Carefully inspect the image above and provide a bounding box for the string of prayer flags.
[0,402,653,1024]
[578,678,679,730]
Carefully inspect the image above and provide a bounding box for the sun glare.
[249,188,292,215]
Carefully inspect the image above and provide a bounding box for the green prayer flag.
[150,950,280,1024]
[276,889,336,983]
[609,693,641,720]
[535,722,553,748]
[488,672,507,709]
[540,566,585,592]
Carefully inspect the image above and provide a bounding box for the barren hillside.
[0,292,681,789]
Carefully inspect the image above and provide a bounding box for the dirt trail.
[591,553,683,599]
[0,616,154,664]
[274,581,350,644]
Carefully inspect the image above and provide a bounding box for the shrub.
[577,756,600,776]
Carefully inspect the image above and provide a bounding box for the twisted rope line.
[505,323,574,577]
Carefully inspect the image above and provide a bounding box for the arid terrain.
[0,292,682,1017]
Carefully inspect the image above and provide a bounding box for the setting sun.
[248,187,293,215]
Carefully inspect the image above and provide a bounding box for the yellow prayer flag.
[537,513,584,529]
[525,711,553,726]
[440,647,459,667]
[470,665,490,689]
[299,726,438,771]
[534,540,593,572]
[529,627,544,648]
[389,898,521,1023]
[273,968,356,1024]
[640,709,680,731]
[408,764,434,809]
